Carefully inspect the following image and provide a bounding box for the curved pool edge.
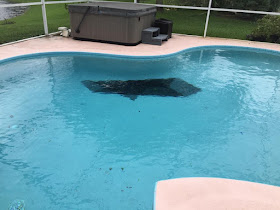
[1,45,280,65]
[154,177,280,210]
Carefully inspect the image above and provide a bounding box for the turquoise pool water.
[0,47,280,209]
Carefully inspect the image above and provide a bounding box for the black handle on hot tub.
[75,6,90,34]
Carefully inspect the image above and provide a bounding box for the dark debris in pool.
[82,78,201,100]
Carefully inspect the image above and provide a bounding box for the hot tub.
[68,2,157,45]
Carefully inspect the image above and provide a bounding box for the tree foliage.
[212,0,280,12]
[155,0,280,12]
[247,15,280,43]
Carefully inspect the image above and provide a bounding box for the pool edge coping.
[153,177,280,210]
[1,45,280,64]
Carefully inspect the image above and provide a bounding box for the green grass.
[0,6,43,44]
[0,4,72,44]
[0,1,257,44]
[207,12,257,39]
[158,9,207,36]
[157,9,256,38]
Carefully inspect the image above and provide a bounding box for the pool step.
[141,27,169,46]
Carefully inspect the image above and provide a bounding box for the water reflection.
[0,0,27,21]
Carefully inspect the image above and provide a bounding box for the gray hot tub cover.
[68,2,157,17]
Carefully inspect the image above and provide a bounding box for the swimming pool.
[0,46,280,209]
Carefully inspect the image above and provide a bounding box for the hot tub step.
[142,27,160,37]
[142,27,168,45]
[153,34,168,41]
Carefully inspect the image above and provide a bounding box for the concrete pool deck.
[0,34,280,60]
[155,178,280,210]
